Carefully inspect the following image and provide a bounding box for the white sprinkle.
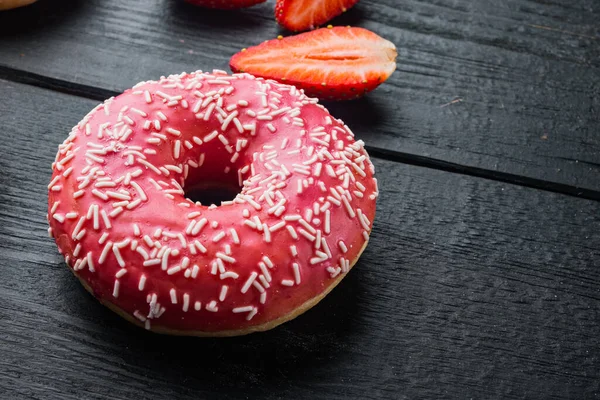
[62,167,74,178]
[212,231,226,242]
[112,280,120,297]
[206,300,218,312]
[252,281,265,294]
[328,266,342,278]
[183,294,190,312]
[298,228,315,242]
[71,217,86,239]
[187,211,202,219]
[106,190,130,201]
[127,199,142,209]
[75,229,86,241]
[219,271,239,280]
[157,112,169,123]
[185,220,197,235]
[137,158,162,175]
[219,285,229,301]
[342,196,356,218]
[241,271,258,293]
[132,224,141,236]
[170,288,177,304]
[244,307,257,321]
[191,218,208,236]
[259,275,271,289]
[315,229,321,250]
[286,225,298,240]
[50,200,61,214]
[161,248,171,271]
[290,245,298,257]
[115,269,127,279]
[229,228,240,244]
[136,247,149,260]
[166,128,181,136]
[262,255,274,268]
[190,240,206,254]
[91,189,109,201]
[167,265,182,275]
[281,279,294,287]
[143,259,161,268]
[111,245,126,267]
[216,252,236,264]
[204,130,218,142]
[98,241,112,265]
[233,306,253,313]
[192,264,200,278]
[263,224,271,242]
[335,239,349,254]
[65,212,78,219]
[173,140,181,159]
[293,263,301,284]
[258,262,271,282]
[194,301,202,311]
[216,258,226,274]
[269,221,286,232]
[73,243,81,257]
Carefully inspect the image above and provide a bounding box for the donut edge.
[73,240,370,337]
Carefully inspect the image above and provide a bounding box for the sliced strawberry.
[230,27,397,100]
[276,0,359,32]
[185,0,266,9]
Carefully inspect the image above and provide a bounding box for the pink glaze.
[47,70,378,333]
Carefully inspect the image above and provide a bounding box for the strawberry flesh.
[185,0,266,9]
[230,27,397,100]
[276,0,359,32]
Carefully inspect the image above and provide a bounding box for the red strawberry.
[230,27,397,100]
[275,0,359,32]
[185,0,266,9]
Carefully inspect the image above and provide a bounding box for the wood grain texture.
[1,80,599,399]
[0,0,598,193]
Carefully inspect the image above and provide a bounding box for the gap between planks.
[2,64,599,203]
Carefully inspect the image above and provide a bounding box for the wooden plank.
[0,0,599,193]
[0,80,598,399]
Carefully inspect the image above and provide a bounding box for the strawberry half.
[185,0,266,9]
[275,0,359,32]
[230,27,397,100]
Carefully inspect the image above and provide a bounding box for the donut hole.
[182,154,244,207]
[184,181,241,207]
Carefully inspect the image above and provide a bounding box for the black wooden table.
[1,1,599,399]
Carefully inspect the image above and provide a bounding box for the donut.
[47,70,378,336]
[0,0,36,10]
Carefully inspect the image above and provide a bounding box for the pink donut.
[47,71,378,336]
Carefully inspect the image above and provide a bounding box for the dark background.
[0,0,598,399]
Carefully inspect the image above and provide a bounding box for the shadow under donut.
[59,257,367,391]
